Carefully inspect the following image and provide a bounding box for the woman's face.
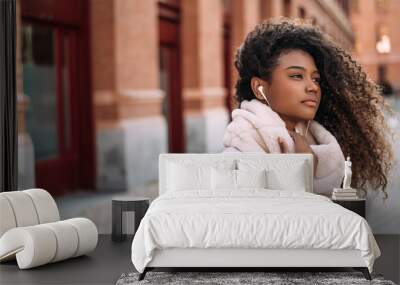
[262,49,321,129]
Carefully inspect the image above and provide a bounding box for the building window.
[284,0,291,17]
[299,7,306,19]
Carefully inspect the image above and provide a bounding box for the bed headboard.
[159,153,314,195]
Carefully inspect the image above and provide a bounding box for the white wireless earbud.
[257,86,270,106]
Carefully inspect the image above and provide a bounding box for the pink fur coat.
[223,99,345,196]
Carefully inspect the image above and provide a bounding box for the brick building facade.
[16,0,354,196]
[350,0,400,94]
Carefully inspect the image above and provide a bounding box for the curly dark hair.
[234,17,394,198]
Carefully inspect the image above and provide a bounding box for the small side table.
[112,196,150,242]
[332,198,366,218]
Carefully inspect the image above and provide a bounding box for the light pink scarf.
[223,99,345,196]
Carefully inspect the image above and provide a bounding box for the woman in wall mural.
[223,18,394,197]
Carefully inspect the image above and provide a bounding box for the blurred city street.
[14,0,400,235]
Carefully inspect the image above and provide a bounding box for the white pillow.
[238,159,309,192]
[236,169,268,189]
[166,159,236,192]
[167,163,211,191]
[266,168,307,191]
[211,168,236,190]
[211,169,268,190]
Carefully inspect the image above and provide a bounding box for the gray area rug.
[116,271,396,285]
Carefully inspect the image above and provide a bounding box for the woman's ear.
[251,77,269,102]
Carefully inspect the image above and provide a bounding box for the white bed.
[131,153,380,281]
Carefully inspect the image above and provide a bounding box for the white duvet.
[131,190,380,273]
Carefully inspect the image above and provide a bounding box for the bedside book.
[333,188,357,193]
[332,196,359,200]
[332,188,358,200]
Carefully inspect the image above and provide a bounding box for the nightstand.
[112,196,150,242]
[332,198,366,218]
